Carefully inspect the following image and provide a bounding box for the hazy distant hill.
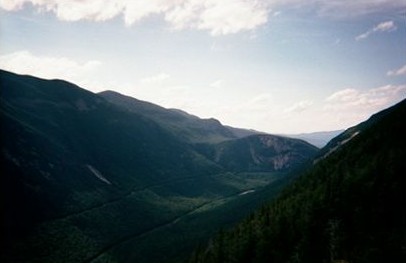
[189,99,406,263]
[285,130,344,148]
[0,70,318,263]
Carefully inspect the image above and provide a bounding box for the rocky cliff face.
[197,134,319,172]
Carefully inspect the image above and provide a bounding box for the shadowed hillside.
[99,90,259,144]
[0,70,318,263]
[187,99,406,263]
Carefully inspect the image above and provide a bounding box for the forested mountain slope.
[99,90,257,144]
[188,99,406,263]
[0,70,318,263]
[100,90,318,173]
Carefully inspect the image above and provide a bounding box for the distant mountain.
[285,130,344,148]
[188,99,406,263]
[0,70,318,263]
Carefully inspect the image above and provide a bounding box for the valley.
[0,70,317,263]
[188,97,406,263]
[1,2,404,262]
[2,69,404,263]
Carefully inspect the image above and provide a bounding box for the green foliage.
[99,90,240,144]
[188,99,406,263]
[0,70,317,263]
[195,135,318,172]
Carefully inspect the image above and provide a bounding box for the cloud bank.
[2,0,405,35]
[0,0,269,36]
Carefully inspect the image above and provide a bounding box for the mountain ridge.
[0,70,318,263]
[99,90,252,144]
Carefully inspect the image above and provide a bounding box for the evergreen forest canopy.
[187,97,406,263]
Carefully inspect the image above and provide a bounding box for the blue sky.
[1,0,405,133]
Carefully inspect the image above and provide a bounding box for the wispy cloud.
[0,50,103,90]
[140,73,171,84]
[325,85,406,112]
[314,0,406,17]
[387,64,406,76]
[317,84,406,131]
[243,93,273,111]
[284,100,313,113]
[356,20,397,41]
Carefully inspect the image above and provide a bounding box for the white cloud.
[2,0,405,22]
[123,0,183,26]
[374,20,397,31]
[0,0,269,36]
[2,1,405,35]
[284,100,313,113]
[0,0,124,21]
[325,85,406,113]
[284,84,406,133]
[164,0,202,30]
[140,73,171,84]
[0,0,25,10]
[0,50,103,90]
[387,64,406,76]
[356,20,397,41]
[194,0,269,36]
[326,88,359,102]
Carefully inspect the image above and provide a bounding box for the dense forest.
[0,70,317,263]
[187,99,406,263]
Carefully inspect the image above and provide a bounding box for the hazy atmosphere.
[1,0,405,133]
[2,2,406,263]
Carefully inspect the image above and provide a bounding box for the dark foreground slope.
[0,70,318,263]
[188,99,406,263]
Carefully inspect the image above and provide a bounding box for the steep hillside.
[99,90,259,144]
[188,99,406,263]
[99,91,318,173]
[0,70,319,263]
[196,134,318,172]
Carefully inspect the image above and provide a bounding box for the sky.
[1,0,405,134]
